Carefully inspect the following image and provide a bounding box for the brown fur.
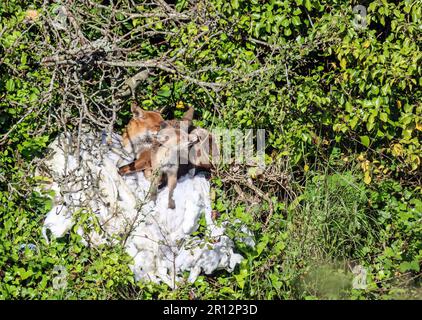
[118,148,152,179]
[118,102,219,209]
[148,127,196,209]
[121,101,164,155]
[119,103,194,178]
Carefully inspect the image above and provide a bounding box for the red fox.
[148,125,198,209]
[121,101,165,158]
[118,102,219,209]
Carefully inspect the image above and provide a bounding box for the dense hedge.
[0,0,421,299]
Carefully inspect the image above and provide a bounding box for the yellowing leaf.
[361,160,370,172]
[392,143,403,157]
[200,25,209,32]
[176,101,185,109]
[407,154,421,168]
[210,189,216,201]
[304,164,309,172]
[247,167,257,179]
[340,58,347,69]
[416,123,422,131]
[364,171,372,184]
[357,154,365,161]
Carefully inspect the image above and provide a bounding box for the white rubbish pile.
[36,127,251,287]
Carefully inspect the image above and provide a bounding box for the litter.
[36,127,253,287]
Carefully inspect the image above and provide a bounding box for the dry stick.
[117,70,149,98]
[87,0,190,21]
[224,175,274,228]
[0,105,38,145]
[233,184,247,202]
[61,5,89,46]
[104,59,224,92]
[242,180,274,228]
[73,72,87,161]
[149,213,181,288]
[304,7,315,28]
[155,0,176,13]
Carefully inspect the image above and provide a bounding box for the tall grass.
[283,170,381,299]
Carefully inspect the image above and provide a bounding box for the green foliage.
[288,171,378,261]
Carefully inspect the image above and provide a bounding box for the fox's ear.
[182,105,194,122]
[131,102,144,119]
[159,121,169,129]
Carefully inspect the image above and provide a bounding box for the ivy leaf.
[366,114,375,131]
[6,79,15,92]
[360,135,370,147]
[234,267,248,289]
[305,0,312,11]
[380,112,388,122]
[284,28,292,36]
[292,16,301,26]
[231,0,239,10]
